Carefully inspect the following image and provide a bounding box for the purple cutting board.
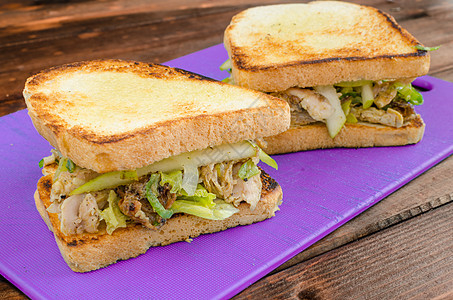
[1,44,452,299]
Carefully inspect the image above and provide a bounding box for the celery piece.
[53,157,69,181]
[145,173,173,219]
[221,77,232,83]
[70,170,138,195]
[341,99,352,116]
[247,140,278,170]
[66,158,76,173]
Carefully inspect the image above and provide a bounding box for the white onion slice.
[137,141,256,177]
[314,85,346,138]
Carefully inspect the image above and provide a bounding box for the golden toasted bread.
[261,115,425,154]
[35,170,282,272]
[224,1,430,92]
[24,59,290,173]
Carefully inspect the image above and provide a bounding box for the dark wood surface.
[1,1,452,299]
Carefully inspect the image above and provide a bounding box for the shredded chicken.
[373,82,398,108]
[50,168,98,203]
[200,161,236,200]
[201,159,262,209]
[117,178,165,229]
[285,88,334,121]
[231,164,262,210]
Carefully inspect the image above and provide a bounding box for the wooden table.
[1,1,452,299]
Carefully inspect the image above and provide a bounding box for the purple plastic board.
[1,44,452,299]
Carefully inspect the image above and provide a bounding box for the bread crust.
[24,60,290,173]
[262,115,425,154]
[35,171,283,272]
[224,1,430,92]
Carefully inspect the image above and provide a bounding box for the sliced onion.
[137,141,256,177]
[361,83,374,109]
[314,86,346,138]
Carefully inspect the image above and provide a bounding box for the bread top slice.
[224,1,430,92]
[24,59,290,173]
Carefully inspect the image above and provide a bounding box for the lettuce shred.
[100,190,128,234]
[172,185,238,220]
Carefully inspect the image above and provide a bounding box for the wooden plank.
[1,0,453,117]
[0,277,24,300]
[234,201,453,299]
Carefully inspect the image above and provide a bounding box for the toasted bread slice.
[24,60,290,173]
[224,1,430,92]
[35,170,283,272]
[262,115,425,154]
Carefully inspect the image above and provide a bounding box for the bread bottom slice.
[35,171,283,272]
[262,115,425,154]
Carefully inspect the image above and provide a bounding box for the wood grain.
[235,201,453,300]
[1,0,453,116]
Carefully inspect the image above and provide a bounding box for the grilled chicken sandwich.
[223,1,431,154]
[24,59,290,272]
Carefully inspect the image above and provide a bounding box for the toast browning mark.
[229,4,428,72]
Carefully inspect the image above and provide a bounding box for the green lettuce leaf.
[178,184,216,207]
[393,82,424,105]
[238,159,260,181]
[100,190,128,234]
[160,170,183,193]
[414,45,440,51]
[145,173,174,219]
[171,199,238,220]
[172,184,237,220]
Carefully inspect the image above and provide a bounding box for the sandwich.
[222,1,432,154]
[23,59,290,272]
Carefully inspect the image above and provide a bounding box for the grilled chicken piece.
[200,161,236,200]
[373,82,398,108]
[286,88,334,121]
[351,107,404,128]
[201,160,262,209]
[60,193,100,235]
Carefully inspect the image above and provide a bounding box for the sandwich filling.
[40,141,278,236]
[271,79,423,137]
[220,60,423,138]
